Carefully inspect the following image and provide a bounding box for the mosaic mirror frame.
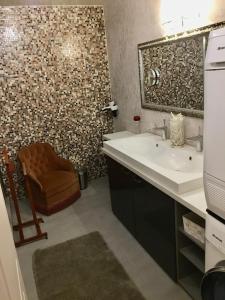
[138,22,225,118]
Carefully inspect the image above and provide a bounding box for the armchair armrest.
[27,173,43,192]
[56,157,74,172]
[21,163,43,191]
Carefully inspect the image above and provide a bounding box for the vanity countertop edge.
[103,146,207,219]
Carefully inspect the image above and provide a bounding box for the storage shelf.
[180,245,205,273]
[179,226,205,250]
[179,272,202,300]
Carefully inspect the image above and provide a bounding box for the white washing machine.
[203,27,225,299]
[205,214,225,272]
[202,214,225,299]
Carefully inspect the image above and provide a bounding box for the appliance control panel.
[206,214,225,255]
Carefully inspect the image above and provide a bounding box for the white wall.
[103,0,225,137]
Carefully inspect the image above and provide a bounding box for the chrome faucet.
[186,128,203,152]
[153,119,168,140]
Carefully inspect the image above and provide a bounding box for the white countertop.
[103,132,207,219]
[103,131,136,141]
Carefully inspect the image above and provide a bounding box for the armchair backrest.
[18,143,60,178]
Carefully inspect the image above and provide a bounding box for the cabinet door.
[134,179,177,281]
[107,158,136,235]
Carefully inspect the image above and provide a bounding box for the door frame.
[0,185,27,300]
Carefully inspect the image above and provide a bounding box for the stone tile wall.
[142,35,205,115]
[0,6,112,183]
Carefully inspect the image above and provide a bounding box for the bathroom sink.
[152,148,202,173]
[103,133,203,194]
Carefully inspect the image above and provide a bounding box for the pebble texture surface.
[0,6,112,184]
[142,35,205,112]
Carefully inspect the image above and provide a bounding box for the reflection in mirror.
[138,21,225,118]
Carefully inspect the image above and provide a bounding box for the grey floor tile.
[16,176,190,300]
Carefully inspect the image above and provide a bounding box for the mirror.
[138,21,225,118]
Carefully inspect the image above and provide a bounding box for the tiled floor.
[17,176,190,300]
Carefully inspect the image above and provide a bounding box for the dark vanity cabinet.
[107,157,136,236]
[134,181,177,281]
[107,157,177,281]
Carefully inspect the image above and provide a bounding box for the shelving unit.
[180,245,204,273]
[176,203,205,300]
[179,272,202,300]
[179,226,205,250]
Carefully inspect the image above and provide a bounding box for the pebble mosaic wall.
[0,6,113,186]
[142,35,205,115]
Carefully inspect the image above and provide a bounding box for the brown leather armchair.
[18,143,81,215]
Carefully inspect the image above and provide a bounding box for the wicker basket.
[182,212,205,244]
